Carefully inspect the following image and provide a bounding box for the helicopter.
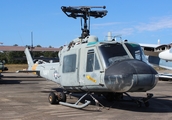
[21,6,158,109]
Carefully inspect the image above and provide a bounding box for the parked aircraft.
[19,6,158,109]
[140,42,172,79]
[0,60,8,72]
[0,60,8,78]
[159,44,172,61]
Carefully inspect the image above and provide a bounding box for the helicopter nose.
[104,59,158,92]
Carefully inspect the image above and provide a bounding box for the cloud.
[135,16,172,31]
[92,22,121,28]
[111,16,172,36]
[112,28,134,36]
[91,16,172,37]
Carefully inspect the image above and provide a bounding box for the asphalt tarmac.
[0,72,172,120]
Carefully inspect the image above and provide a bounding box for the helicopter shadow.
[66,93,172,113]
[0,75,44,84]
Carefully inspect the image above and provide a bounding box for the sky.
[1,0,172,48]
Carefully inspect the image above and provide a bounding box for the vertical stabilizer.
[24,47,34,70]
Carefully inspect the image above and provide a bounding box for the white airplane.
[140,42,172,79]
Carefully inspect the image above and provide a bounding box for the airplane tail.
[24,47,34,70]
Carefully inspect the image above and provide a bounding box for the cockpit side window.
[125,43,142,60]
[86,49,100,72]
[86,51,94,72]
[125,43,148,63]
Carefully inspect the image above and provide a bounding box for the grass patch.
[5,64,28,72]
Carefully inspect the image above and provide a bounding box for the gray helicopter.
[21,6,158,109]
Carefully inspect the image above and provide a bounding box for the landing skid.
[48,91,104,109]
[60,92,105,109]
[59,93,91,109]
[124,92,153,107]
[48,91,153,109]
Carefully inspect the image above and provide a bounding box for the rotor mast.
[61,6,108,39]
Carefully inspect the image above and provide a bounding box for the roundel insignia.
[54,70,59,79]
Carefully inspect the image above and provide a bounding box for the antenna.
[61,6,108,39]
[158,39,160,45]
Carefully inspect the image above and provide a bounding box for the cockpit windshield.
[98,43,147,68]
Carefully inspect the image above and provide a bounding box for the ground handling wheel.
[48,92,58,104]
[57,92,66,102]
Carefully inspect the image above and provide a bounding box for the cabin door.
[60,49,80,87]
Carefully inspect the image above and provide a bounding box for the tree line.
[0,45,59,64]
